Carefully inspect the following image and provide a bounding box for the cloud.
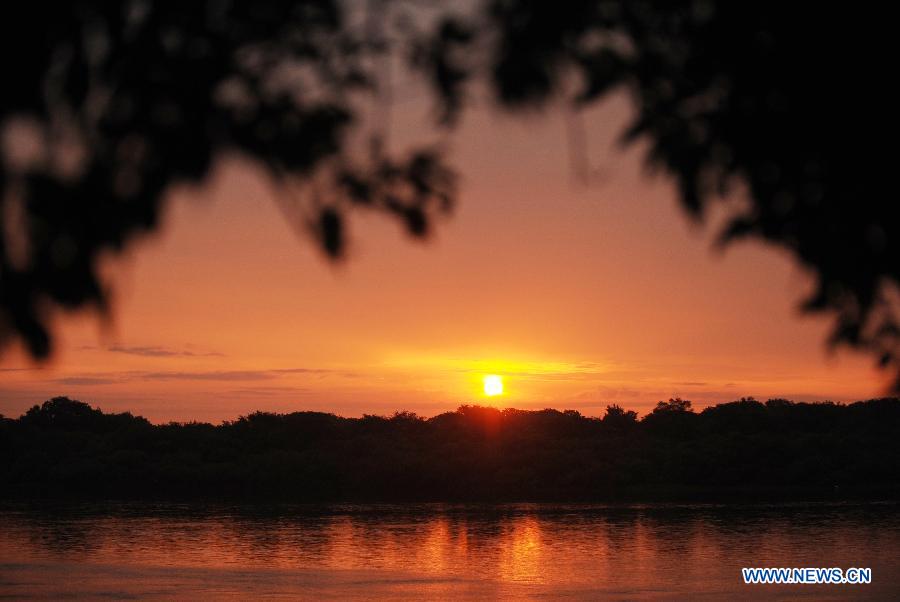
[78,344,224,357]
[107,345,224,358]
[139,370,275,381]
[108,345,183,357]
[53,376,120,386]
[388,356,620,379]
[134,368,343,382]
[574,386,644,401]
[507,370,610,381]
[228,386,310,396]
[34,367,345,387]
[269,367,361,379]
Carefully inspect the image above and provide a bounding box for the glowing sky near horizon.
[0,94,888,422]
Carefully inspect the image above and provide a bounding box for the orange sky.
[0,93,888,422]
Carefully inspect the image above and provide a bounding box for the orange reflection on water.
[2,503,900,599]
[497,515,545,584]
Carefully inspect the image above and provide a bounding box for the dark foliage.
[419,0,900,384]
[2,1,898,387]
[3,396,900,501]
[424,0,900,387]
[0,1,454,358]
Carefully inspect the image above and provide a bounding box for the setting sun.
[483,375,504,396]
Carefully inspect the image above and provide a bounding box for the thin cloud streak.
[79,345,225,358]
[53,377,120,386]
[109,345,225,358]
[41,368,348,385]
[139,370,275,381]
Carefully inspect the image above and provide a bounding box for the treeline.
[2,396,900,501]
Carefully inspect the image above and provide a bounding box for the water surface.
[1,502,898,599]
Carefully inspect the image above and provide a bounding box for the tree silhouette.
[601,403,638,429]
[2,1,898,387]
[651,398,693,414]
[4,395,900,500]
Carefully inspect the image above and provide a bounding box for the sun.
[483,375,504,396]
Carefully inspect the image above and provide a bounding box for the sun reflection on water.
[1,503,899,598]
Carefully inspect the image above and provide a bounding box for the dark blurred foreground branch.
[415,0,900,386]
[0,1,455,358]
[2,1,898,387]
